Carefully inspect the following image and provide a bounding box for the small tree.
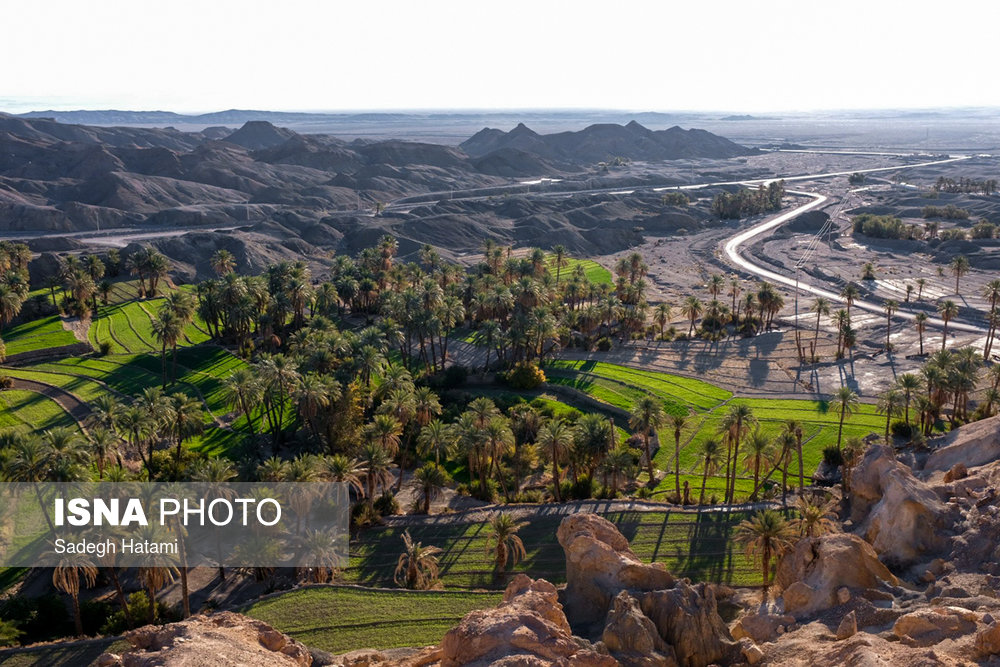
[735,509,796,601]
[394,530,442,590]
[485,512,526,581]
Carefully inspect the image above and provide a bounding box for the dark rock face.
[639,584,742,667]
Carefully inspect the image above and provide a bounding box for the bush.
[0,618,22,647]
[596,336,613,351]
[101,591,175,635]
[890,420,914,438]
[570,475,596,500]
[501,362,546,390]
[939,228,968,241]
[351,501,381,532]
[513,489,543,504]
[822,446,844,467]
[79,599,113,636]
[852,214,917,240]
[98,340,112,356]
[971,221,997,239]
[0,376,12,390]
[922,205,969,220]
[848,172,866,185]
[469,479,499,502]
[373,491,400,516]
[442,364,468,389]
[0,594,71,644]
[635,487,653,499]
[660,191,690,206]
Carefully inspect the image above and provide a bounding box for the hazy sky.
[3,0,998,113]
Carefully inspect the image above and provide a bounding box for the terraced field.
[546,257,613,285]
[0,390,77,432]
[244,588,502,655]
[347,509,760,590]
[88,293,212,355]
[542,359,883,499]
[0,316,78,357]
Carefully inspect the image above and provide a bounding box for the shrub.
[0,376,12,390]
[822,446,844,467]
[441,364,468,389]
[635,487,653,499]
[922,205,969,220]
[890,420,914,438]
[596,336,613,351]
[513,489,544,504]
[848,172,866,185]
[351,501,381,532]
[98,340,112,356]
[469,479,498,502]
[373,491,400,516]
[660,191,690,206]
[0,618,22,647]
[939,228,968,241]
[501,362,546,390]
[570,475,596,500]
[971,221,997,239]
[101,591,175,635]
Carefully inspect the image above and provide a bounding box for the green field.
[244,587,501,654]
[0,316,78,357]
[542,359,882,498]
[0,639,129,667]
[547,257,613,286]
[0,390,78,432]
[346,509,759,590]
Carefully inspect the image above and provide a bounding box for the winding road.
[719,155,990,335]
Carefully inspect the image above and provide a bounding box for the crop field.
[0,316,78,357]
[88,297,211,355]
[0,390,78,432]
[542,360,883,499]
[346,509,759,590]
[243,587,502,654]
[546,257,613,285]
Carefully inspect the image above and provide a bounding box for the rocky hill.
[461,121,756,164]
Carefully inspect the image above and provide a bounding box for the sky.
[3,0,998,114]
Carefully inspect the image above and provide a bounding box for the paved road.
[721,163,990,336]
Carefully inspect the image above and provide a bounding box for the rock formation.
[774,532,899,617]
[96,611,313,666]
[601,591,676,667]
[848,444,946,565]
[556,513,673,632]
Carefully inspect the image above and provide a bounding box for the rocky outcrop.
[774,533,899,617]
[836,611,858,640]
[924,414,1000,472]
[976,622,1000,657]
[731,612,796,644]
[638,583,741,667]
[601,591,677,667]
[416,574,614,667]
[849,445,946,565]
[892,606,979,647]
[557,513,673,631]
[97,611,312,666]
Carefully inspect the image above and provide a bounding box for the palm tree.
[537,418,573,502]
[861,262,876,280]
[707,274,725,299]
[668,412,689,502]
[551,245,568,284]
[297,529,342,583]
[876,389,904,444]
[782,420,805,490]
[735,509,796,601]
[52,559,99,636]
[950,255,970,294]
[698,439,722,504]
[485,512,527,581]
[89,427,120,479]
[394,530,443,590]
[895,373,923,425]
[810,297,830,350]
[150,309,182,388]
[790,495,839,537]
[833,386,859,452]
[210,249,236,276]
[360,441,394,507]
[883,299,897,351]
[937,300,959,351]
[839,283,859,322]
[168,394,204,471]
[600,445,636,497]
[915,312,929,356]
[223,368,261,436]
[417,419,455,466]
[653,303,672,339]
[741,430,774,500]
[681,296,703,336]
[719,404,756,504]
[412,462,451,514]
[629,397,666,483]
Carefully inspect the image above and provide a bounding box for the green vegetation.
[0,390,78,432]
[851,213,920,240]
[0,316,78,357]
[244,587,501,654]
[544,256,612,286]
[922,204,969,220]
[710,181,785,219]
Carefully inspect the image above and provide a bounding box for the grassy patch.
[547,257,613,286]
[243,587,501,654]
[0,316,78,356]
[0,639,128,667]
[0,390,77,432]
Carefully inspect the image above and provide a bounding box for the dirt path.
[6,377,92,432]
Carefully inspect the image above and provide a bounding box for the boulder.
[101,612,312,666]
[836,611,858,640]
[639,582,741,667]
[925,414,1000,472]
[601,591,678,667]
[557,513,674,631]
[976,622,1000,657]
[891,606,979,647]
[943,463,968,483]
[774,533,899,617]
[432,574,616,667]
[849,445,946,565]
[730,612,796,643]
[740,640,764,665]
